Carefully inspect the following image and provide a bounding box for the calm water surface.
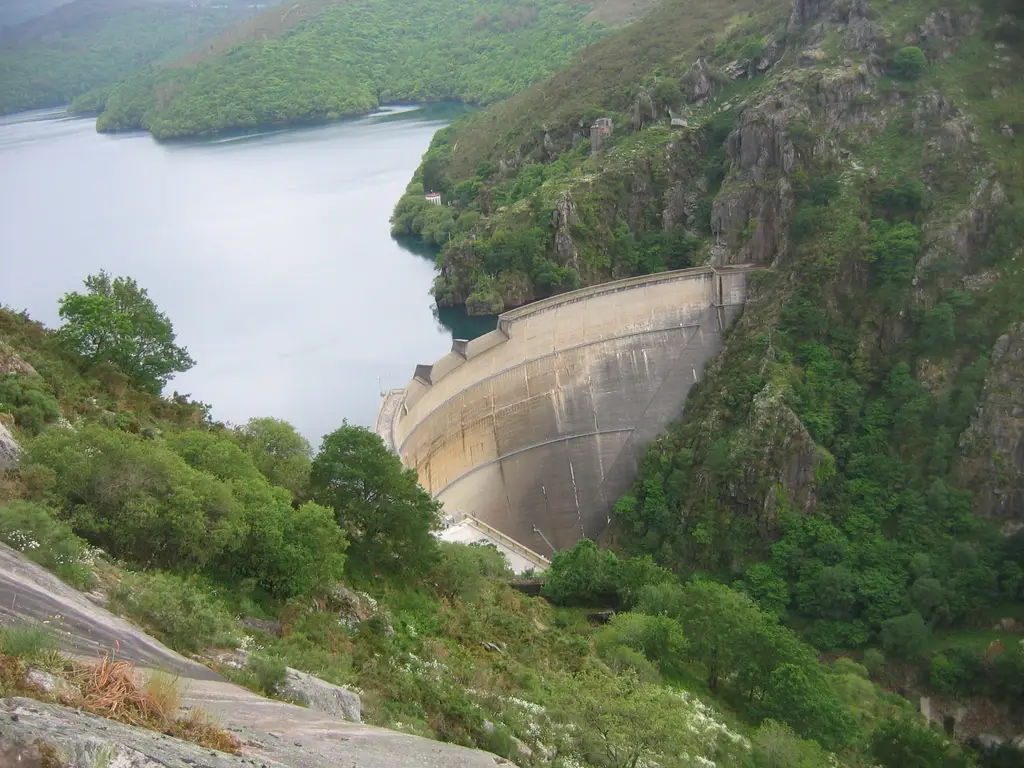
[0,105,485,443]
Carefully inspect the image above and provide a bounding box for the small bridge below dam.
[376,265,757,560]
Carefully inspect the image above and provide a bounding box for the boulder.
[327,584,378,630]
[25,668,78,703]
[281,668,362,723]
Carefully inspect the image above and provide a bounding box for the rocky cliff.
[394,0,1024,656]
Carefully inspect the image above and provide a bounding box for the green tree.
[25,423,243,570]
[552,670,732,768]
[310,423,440,579]
[880,612,930,659]
[234,417,312,500]
[57,271,194,393]
[760,663,858,749]
[870,716,970,768]
[542,539,621,606]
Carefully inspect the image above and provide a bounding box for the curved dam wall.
[384,265,756,555]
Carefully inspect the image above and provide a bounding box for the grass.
[0,625,56,661]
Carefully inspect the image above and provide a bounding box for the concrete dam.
[376,265,756,560]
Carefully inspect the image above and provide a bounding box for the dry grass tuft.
[72,654,242,755]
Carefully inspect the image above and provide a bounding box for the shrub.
[108,570,240,653]
[24,424,245,570]
[249,653,288,696]
[431,542,510,602]
[0,374,61,435]
[862,648,886,679]
[0,501,94,589]
[890,47,928,80]
[880,612,930,660]
[542,539,620,606]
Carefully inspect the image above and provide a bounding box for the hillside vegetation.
[1,267,989,766]
[0,0,252,115]
[80,0,609,139]
[392,0,1024,750]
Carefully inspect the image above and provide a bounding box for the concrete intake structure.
[376,265,757,557]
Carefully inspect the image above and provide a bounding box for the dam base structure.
[376,265,757,562]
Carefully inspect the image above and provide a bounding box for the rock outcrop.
[959,324,1024,524]
[0,416,20,471]
[0,697,249,768]
[282,668,362,723]
[0,543,513,768]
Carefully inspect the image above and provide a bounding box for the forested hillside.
[0,0,253,115]
[3,275,989,767]
[393,0,1024,750]
[81,0,608,139]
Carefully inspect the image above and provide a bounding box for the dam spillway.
[376,265,757,557]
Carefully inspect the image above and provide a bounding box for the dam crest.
[376,265,758,566]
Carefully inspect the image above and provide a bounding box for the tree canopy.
[57,271,194,393]
[310,423,441,579]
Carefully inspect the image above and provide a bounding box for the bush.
[890,47,928,80]
[431,542,510,602]
[595,612,688,678]
[249,653,288,696]
[25,424,245,570]
[862,648,886,678]
[0,501,94,589]
[108,570,240,653]
[0,374,61,435]
[871,716,970,767]
[542,539,620,606]
[880,612,930,660]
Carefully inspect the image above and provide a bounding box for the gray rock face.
[0,342,37,376]
[0,544,514,768]
[282,668,362,723]
[0,697,249,768]
[959,324,1024,521]
[0,418,21,471]
[682,58,715,104]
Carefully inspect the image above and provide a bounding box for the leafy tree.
[870,716,970,768]
[430,541,510,602]
[25,423,243,570]
[880,612,930,659]
[233,417,312,500]
[552,670,736,768]
[57,272,194,393]
[759,663,858,749]
[751,720,831,768]
[310,423,440,579]
[542,539,621,606]
[594,612,688,678]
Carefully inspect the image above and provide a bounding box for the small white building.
[425,192,442,206]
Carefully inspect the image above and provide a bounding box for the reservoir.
[0,105,481,444]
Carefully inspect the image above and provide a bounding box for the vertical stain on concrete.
[568,454,583,538]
